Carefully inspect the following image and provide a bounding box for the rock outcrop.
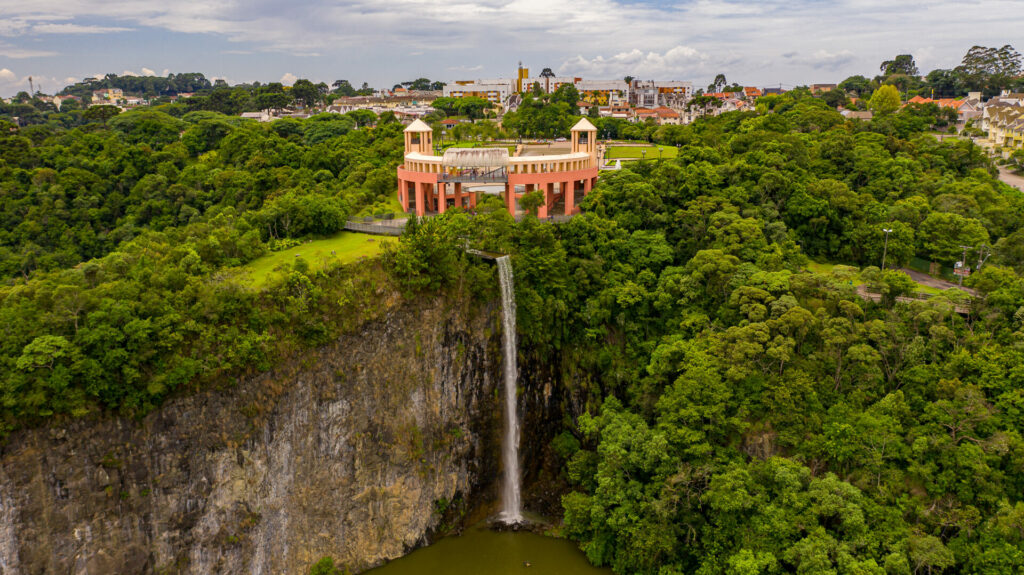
[0,298,501,574]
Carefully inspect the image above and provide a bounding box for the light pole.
[881,228,893,270]
[641,149,646,163]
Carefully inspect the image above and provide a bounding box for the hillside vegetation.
[389,94,1024,574]
[4,88,1024,573]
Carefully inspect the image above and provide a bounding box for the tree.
[918,211,989,264]
[551,83,581,107]
[82,105,122,123]
[821,89,848,108]
[956,44,1022,96]
[838,75,872,97]
[290,79,322,108]
[539,68,556,78]
[331,79,355,96]
[709,73,727,93]
[925,69,963,98]
[868,85,901,115]
[880,54,919,77]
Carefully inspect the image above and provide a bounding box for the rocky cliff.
[0,297,502,575]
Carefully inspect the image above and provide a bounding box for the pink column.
[564,180,575,216]
[437,182,447,214]
[506,183,515,215]
[397,178,406,211]
[415,182,426,216]
[537,183,550,218]
[469,189,477,209]
[454,182,462,209]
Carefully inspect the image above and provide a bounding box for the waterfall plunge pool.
[363,522,611,575]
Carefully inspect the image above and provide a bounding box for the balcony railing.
[439,167,508,183]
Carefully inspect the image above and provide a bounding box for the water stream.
[495,255,523,524]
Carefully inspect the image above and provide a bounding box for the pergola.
[440,148,509,182]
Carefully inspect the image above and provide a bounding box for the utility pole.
[976,244,991,272]
[881,228,893,270]
[958,245,971,286]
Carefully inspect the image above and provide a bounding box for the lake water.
[364,523,610,575]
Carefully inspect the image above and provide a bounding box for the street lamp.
[641,149,646,162]
[881,228,893,270]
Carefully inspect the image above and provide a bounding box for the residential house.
[810,84,837,94]
[983,103,1024,152]
[743,87,763,100]
[632,107,658,123]
[654,106,681,125]
[577,101,597,115]
[906,95,983,125]
[599,104,632,120]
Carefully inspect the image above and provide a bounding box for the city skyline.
[0,0,1021,97]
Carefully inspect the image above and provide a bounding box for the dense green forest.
[0,108,402,427]
[4,87,1024,573]
[391,96,1024,573]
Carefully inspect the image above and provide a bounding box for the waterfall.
[495,255,523,524]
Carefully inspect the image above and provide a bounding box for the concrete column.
[454,182,462,209]
[564,180,575,216]
[397,178,405,211]
[538,182,552,219]
[506,183,515,216]
[437,182,447,214]
[415,182,425,217]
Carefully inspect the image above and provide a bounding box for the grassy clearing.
[605,146,679,160]
[241,232,396,286]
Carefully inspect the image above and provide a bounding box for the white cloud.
[0,42,57,59]
[0,0,1021,94]
[280,72,297,86]
[784,49,857,71]
[141,67,156,76]
[32,23,131,34]
[0,68,64,96]
[561,46,709,78]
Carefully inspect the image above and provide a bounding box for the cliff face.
[0,298,501,575]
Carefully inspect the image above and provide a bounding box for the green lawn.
[605,146,679,160]
[240,232,396,286]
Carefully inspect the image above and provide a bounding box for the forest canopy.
[3,89,1024,574]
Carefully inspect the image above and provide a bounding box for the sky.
[0,0,1022,97]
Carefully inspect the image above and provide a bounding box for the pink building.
[397,118,600,217]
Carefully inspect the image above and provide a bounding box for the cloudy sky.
[0,0,1021,96]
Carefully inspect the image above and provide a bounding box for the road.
[898,267,977,296]
[997,167,1024,192]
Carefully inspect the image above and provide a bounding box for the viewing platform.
[396,118,600,217]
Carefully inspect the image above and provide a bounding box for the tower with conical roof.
[404,119,433,155]
[571,118,598,167]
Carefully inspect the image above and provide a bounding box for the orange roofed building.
[397,118,600,217]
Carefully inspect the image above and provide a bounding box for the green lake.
[364,523,611,575]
